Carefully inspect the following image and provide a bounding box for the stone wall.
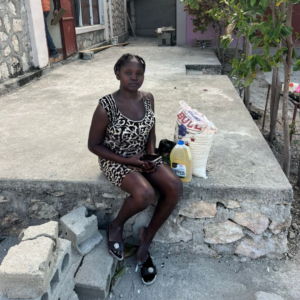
[0,179,291,260]
[76,30,105,51]
[0,1,32,83]
[107,0,126,40]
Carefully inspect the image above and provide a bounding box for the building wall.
[76,0,127,51]
[107,0,127,41]
[77,30,105,51]
[0,1,33,83]
[185,4,300,47]
[111,0,126,37]
[134,0,176,37]
[186,15,240,48]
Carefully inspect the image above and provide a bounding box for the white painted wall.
[25,0,49,68]
[46,1,63,49]
[176,0,186,45]
[103,0,109,41]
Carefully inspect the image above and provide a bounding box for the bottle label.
[172,163,186,178]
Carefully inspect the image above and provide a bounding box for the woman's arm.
[88,104,144,166]
[145,93,157,155]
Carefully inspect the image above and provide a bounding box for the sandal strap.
[108,241,124,252]
[141,265,157,277]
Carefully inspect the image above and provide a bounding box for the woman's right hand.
[126,153,145,167]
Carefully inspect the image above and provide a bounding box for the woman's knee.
[133,185,155,208]
[163,177,183,203]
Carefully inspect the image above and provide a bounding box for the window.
[73,0,104,27]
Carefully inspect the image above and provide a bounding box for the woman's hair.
[114,53,146,74]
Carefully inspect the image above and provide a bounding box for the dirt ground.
[227,69,300,261]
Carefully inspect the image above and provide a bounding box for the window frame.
[78,0,104,27]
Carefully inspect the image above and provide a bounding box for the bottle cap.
[178,140,184,145]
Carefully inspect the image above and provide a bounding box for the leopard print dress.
[98,93,166,186]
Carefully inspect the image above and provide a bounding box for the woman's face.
[117,58,145,91]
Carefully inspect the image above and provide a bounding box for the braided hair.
[114,53,146,74]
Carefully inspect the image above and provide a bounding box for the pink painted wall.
[186,13,241,48]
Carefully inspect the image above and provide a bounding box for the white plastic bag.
[174,101,217,179]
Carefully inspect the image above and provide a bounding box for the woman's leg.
[108,171,155,246]
[137,164,183,263]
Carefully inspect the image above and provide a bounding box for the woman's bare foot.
[136,227,151,265]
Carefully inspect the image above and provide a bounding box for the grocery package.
[174,101,217,179]
[170,140,192,183]
[282,82,300,93]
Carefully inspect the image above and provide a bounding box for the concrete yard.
[1,236,300,300]
[0,37,298,300]
[0,38,293,255]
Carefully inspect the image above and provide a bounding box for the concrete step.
[0,41,292,260]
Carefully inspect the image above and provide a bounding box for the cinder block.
[50,247,82,300]
[157,35,163,46]
[60,206,103,256]
[74,230,117,300]
[0,239,83,300]
[67,291,79,300]
[0,237,56,299]
[162,32,171,39]
[48,239,72,298]
[82,52,94,60]
[19,221,59,247]
[164,38,171,46]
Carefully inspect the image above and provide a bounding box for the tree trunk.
[214,26,221,60]
[233,35,241,58]
[269,66,281,143]
[297,154,300,187]
[282,3,293,178]
[243,37,252,109]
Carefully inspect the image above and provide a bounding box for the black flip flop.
[106,227,124,261]
[137,252,157,285]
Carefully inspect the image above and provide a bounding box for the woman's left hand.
[141,161,155,173]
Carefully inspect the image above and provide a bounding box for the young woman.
[88,53,183,285]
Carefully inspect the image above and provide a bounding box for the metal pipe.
[108,1,114,41]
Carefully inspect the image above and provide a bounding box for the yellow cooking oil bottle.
[170,140,192,182]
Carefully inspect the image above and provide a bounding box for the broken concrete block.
[50,247,82,300]
[48,239,72,298]
[0,237,55,299]
[19,221,59,246]
[204,221,244,244]
[60,206,103,255]
[68,291,79,300]
[75,230,117,300]
[82,52,94,60]
[0,240,83,300]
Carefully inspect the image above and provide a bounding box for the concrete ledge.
[0,40,292,258]
[75,25,105,35]
[0,68,47,97]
